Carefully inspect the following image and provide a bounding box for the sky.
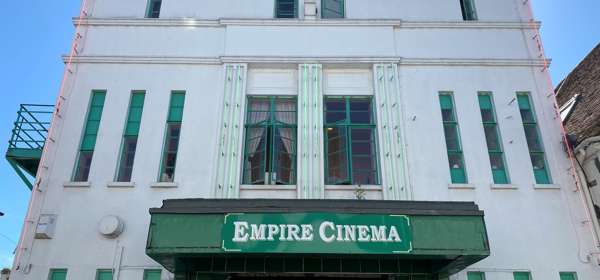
[0,0,599,269]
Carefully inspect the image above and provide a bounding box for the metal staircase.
[6,104,54,190]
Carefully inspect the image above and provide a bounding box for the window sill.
[107,182,135,188]
[448,184,475,190]
[534,184,560,190]
[240,185,297,191]
[325,185,382,191]
[64,182,91,188]
[490,184,518,190]
[151,182,178,189]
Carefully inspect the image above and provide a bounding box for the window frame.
[460,0,478,21]
[275,0,298,19]
[145,0,162,18]
[559,272,578,280]
[324,96,380,186]
[517,92,552,184]
[242,96,298,185]
[158,91,186,183]
[478,92,510,184]
[144,269,162,280]
[321,0,345,19]
[439,92,468,184]
[513,271,532,280]
[72,90,107,182]
[115,91,145,182]
[467,271,486,280]
[95,269,114,280]
[48,268,68,280]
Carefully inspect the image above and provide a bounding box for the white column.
[214,64,247,199]
[373,64,411,200]
[298,64,324,199]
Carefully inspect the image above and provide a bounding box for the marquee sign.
[222,213,412,254]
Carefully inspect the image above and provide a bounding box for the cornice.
[73,17,540,30]
[64,55,550,67]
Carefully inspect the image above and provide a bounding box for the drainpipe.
[574,136,600,252]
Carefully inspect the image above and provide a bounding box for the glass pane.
[96,270,113,280]
[444,125,460,151]
[490,153,509,184]
[559,272,577,280]
[275,98,297,125]
[353,170,378,185]
[160,124,181,182]
[449,153,467,184]
[480,108,494,122]
[326,127,349,184]
[520,108,536,123]
[530,153,547,170]
[117,136,138,182]
[467,272,485,280]
[325,99,347,124]
[524,125,542,151]
[513,272,531,280]
[351,128,378,184]
[272,128,296,184]
[348,98,372,126]
[247,98,270,124]
[243,128,267,184]
[144,270,162,280]
[322,0,344,18]
[73,151,94,182]
[441,108,455,122]
[49,269,67,280]
[484,125,500,151]
[276,0,296,18]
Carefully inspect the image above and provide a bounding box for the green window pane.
[124,92,146,136]
[96,269,113,280]
[449,152,467,184]
[440,93,467,184]
[159,123,181,182]
[513,272,531,280]
[322,0,345,19]
[325,126,350,185]
[461,0,478,20]
[167,92,186,123]
[484,125,501,151]
[48,269,67,280]
[74,91,106,181]
[467,272,485,280]
[559,272,577,280]
[242,96,297,185]
[146,0,162,18]
[276,0,297,18]
[517,94,532,110]
[517,92,552,184]
[144,269,162,280]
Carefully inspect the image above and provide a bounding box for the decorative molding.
[74,17,540,30]
[64,55,550,67]
[298,64,324,199]
[213,64,248,199]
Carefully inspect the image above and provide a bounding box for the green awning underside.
[146,199,490,280]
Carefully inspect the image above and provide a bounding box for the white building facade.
[9,0,600,280]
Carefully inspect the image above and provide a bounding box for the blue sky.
[0,0,598,269]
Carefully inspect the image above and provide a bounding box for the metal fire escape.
[6,104,54,190]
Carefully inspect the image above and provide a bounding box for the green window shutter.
[559,272,577,280]
[467,272,485,280]
[80,91,107,151]
[96,269,113,280]
[322,0,345,18]
[513,272,531,280]
[517,92,552,184]
[461,0,478,20]
[124,91,146,136]
[167,91,186,123]
[144,269,162,280]
[48,269,67,280]
[439,93,467,184]
[146,0,162,18]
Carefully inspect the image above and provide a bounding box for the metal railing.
[8,104,54,151]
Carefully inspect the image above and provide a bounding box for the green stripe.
[124,91,146,136]
[167,91,186,122]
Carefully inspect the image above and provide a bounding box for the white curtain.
[246,99,269,154]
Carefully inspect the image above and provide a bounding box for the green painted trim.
[72,90,107,182]
[513,271,531,280]
[95,269,114,280]
[559,272,578,280]
[439,92,467,184]
[7,157,35,190]
[143,269,162,280]
[478,92,510,184]
[47,268,68,280]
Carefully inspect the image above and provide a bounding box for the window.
[96,269,113,280]
[559,272,578,280]
[116,91,145,182]
[73,90,106,182]
[460,0,478,21]
[276,0,298,18]
[479,93,509,184]
[242,96,297,185]
[144,269,162,280]
[48,269,67,280]
[146,0,162,18]
[467,272,485,280]
[440,93,467,184]
[322,0,345,18]
[513,272,531,280]
[159,91,185,182]
[517,92,552,184]
[324,97,379,185]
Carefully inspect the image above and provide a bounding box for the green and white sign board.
[222,213,412,254]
